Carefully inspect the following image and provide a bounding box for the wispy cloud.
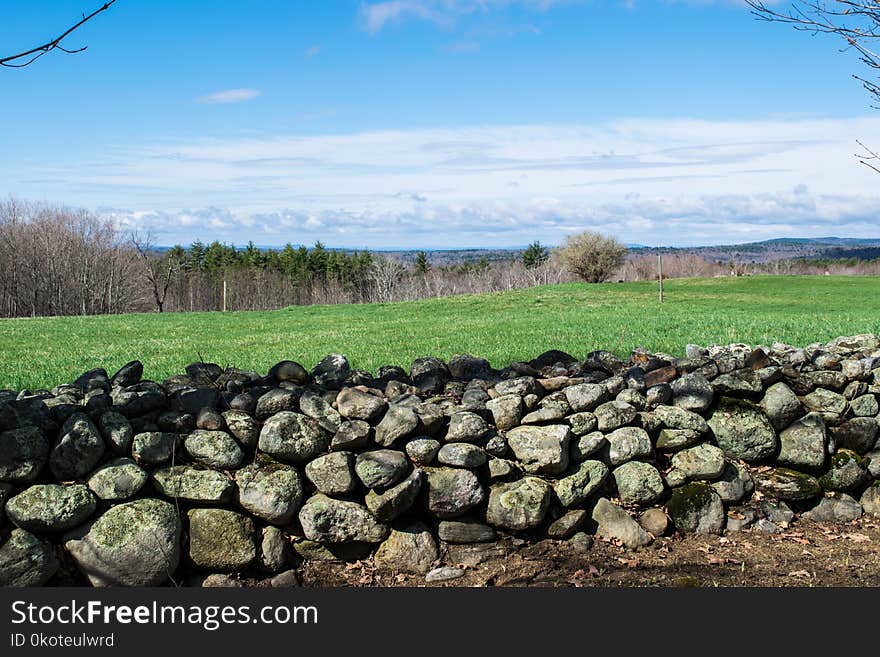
[305,44,322,58]
[10,116,880,247]
[361,0,572,33]
[197,88,262,104]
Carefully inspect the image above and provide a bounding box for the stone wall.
[2,334,880,586]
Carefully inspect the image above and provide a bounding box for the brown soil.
[296,516,880,587]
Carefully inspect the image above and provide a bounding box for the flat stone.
[188,508,255,571]
[437,443,487,468]
[801,493,863,523]
[88,458,149,501]
[753,467,822,500]
[592,497,651,548]
[6,484,95,532]
[547,510,588,539]
[564,383,608,412]
[437,517,497,543]
[425,566,466,583]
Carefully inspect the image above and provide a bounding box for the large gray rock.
[753,467,822,501]
[311,354,351,387]
[778,412,827,470]
[591,497,651,548]
[236,463,304,525]
[655,429,701,452]
[355,449,410,489]
[365,468,423,522]
[0,426,49,484]
[671,373,714,413]
[258,412,332,462]
[332,420,371,451]
[98,411,134,455]
[819,450,870,491]
[485,477,552,531]
[222,410,261,448]
[605,426,652,466]
[653,405,709,433]
[405,438,441,466]
[64,498,181,586]
[437,443,487,468]
[802,388,847,421]
[298,494,389,543]
[506,424,571,475]
[188,508,255,571]
[710,461,753,503]
[445,411,490,443]
[185,430,245,470]
[374,405,419,447]
[374,522,438,574]
[831,417,878,454]
[486,394,523,431]
[760,382,804,431]
[670,444,726,481]
[305,452,357,495]
[0,529,59,586]
[802,493,863,523]
[667,482,725,534]
[152,466,234,503]
[707,397,777,462]
[336,387,387,422]
[88,458,148,501]
[299,388,343,433]
[613,461,664,505]
[254,388,299,420]
[6,484,95,532]
[553,460,609,507]
[594,401,637,431]
[50,413,105,480]
[425,467,485,518]
[131,431,179,466]
[564,383,608,412]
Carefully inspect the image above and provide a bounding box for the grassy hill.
[2,275,879,389]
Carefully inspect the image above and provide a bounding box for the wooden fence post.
[658,255,663,304]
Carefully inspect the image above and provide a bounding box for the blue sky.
[2,0,879,248]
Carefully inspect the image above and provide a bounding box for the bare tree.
[131,231,180,313]
[1,1,117,68]
[748,1,880,172]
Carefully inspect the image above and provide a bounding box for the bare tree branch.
[1,1,117,68]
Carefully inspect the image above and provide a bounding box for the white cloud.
[360,0,572,33]
[197,88,262,104]
[11,116,880,247]
[305,44,322,58]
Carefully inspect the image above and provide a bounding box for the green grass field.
[1,275,878,390]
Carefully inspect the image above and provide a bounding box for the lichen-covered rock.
[707,397,777,462]
[152,465,233,503]
[332,420,371,451]
[236,463,304,525]
[830,417,878,455]
[605,426,652,466]
[410,357,449,394]
[258,411,331,462]
[801,493,862,523]
[506,424,571,475]
[425,467,485,519]
[374,522,438,574]
[374,405,419,447]
[188,508,255,571]
[670,444,726,481]
[336,387,387,422]
[710,461,753,503]
[254,388,299,420]
[6,484,95,532]
[311,354,351,388]
[131,431,179,466]
[567,411,598,437]
[64,498,181,586]
[355,449,410,489]
[613,461,664,505]
[485,477,552,531]
[298,494,389,543]
[671,372,713,413]
[819,450,870,492]
[753,467,822,501]
[299,388,343,433]
[50,413,105,480]
[655,428,701,452]
[564,383,608,413]
[185,430,245,470]
[222,410,260,448]
[88,458,148,501]
[495,376,539,398]
[98,411,134,455]
[445,411,490,443]
[570,431,606,461]
[760,382,804,431]
[0,425,49,484]
[851,394,879,417]
[486,394,523,431]
[594,401,637,431]
[802,388,847,421]
[591,497,651,548]
[305,451,357,495]
[405,437,440,466]
[777,412,827,470]
[0,529,59,586]
[653,405,709,433]
[365,468,423,522]
[667,482,725,534]
[437,443,487,468]
[553,460,609,507]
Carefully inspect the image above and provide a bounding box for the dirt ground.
[297,516,880,588]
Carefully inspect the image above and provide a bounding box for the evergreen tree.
[522,241,549,269]
[415,251,430,274]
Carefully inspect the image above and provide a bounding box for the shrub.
[560,231,627,283]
